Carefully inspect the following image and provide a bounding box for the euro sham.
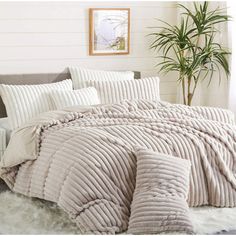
[69,67,134,89]
[128,148,193,234]
[49,87,100,109]
[0,80,72,129]
[87,77,160,104]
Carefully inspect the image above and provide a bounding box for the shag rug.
[0,190,236,234]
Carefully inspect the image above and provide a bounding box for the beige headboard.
[0,71,141,118]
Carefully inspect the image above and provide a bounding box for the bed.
[0,70,236,235]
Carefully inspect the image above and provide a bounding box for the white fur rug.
[0,190,236,234]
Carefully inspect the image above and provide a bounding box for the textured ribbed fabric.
[87,77,160,104]
[69,67,134,89]
[1,100,236,234]
[128,148,193,234]
[49,87,100,109]
[0,80,72,129]
[0,128,6,161]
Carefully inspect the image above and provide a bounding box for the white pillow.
[87,77,160,104]
[49,87,100,109]
[69,67,134,89]
[0,79,73,129]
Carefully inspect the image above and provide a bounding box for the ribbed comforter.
[0,100,236,234]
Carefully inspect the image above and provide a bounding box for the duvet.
[0,99,236,234]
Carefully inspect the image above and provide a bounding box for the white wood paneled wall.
[0,1,178,103]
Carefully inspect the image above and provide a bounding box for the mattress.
[0,118,12,145]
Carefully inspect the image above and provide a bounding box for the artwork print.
[89,8,130,55]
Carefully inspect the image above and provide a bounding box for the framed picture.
[89,8,130,55]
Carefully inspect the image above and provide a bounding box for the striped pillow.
[49,87,100,109]
[0,79,72,130]
[69,67,134,89]
[128,148,194,234]
[87,77,160,104]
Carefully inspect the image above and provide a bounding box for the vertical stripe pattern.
[128,148,193,234]
[0,79,73,129]
[87,77,160,104]
[69,67,134,89]
[49,87,100,109]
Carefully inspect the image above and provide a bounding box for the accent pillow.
[0,79,72,129]
[128,148,194,234]
[87,77,160,104]
[49,87,100,109]
[69,67,134,89]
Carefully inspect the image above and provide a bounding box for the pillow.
[49,87,100,109]
[0,79,72,129]
[128,148,194,234]
[69,67,134,89]
[87,77,160,104]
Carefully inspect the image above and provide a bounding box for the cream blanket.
[0,100,236,234]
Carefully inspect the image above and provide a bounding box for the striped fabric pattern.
[0,128,6,161]
[128,148,193,234]
[49,87,100,109]
[1,100,236,234]
[69,67,134,89]
[87,77,160,104]
[0,79,72,129]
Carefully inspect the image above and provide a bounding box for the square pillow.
[69,67,134,89]
[87,77,160,104]
[128,148,194,234]
[0,79,72,129]
[49,87,100,109]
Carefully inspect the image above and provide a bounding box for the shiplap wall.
[0,1,178,103]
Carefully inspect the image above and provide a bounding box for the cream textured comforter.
[0,100,236,234]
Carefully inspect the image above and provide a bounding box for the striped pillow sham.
[49,87,100,109]
[128,148,193,234]
[86,77,160,104]
[0,79,72,130]
[69,67,134,89]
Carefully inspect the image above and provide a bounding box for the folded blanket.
[0,99,236,234]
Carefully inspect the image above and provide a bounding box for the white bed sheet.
[0,118,12,145]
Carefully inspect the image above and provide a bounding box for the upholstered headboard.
[0,71,141,118]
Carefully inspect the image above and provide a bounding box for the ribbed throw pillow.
[128,148,194,234]
[87,77,160,104]
[0,79,72,129]
[69,67,134,89]
[49,87,100,109]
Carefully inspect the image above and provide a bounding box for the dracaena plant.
[149,1,231,106]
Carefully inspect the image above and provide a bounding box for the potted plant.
[149,1,231,106]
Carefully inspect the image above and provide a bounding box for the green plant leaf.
[148,1,231,105]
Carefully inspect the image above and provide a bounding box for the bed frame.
[0,71,141,118]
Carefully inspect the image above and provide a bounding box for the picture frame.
[89,8,130,55]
